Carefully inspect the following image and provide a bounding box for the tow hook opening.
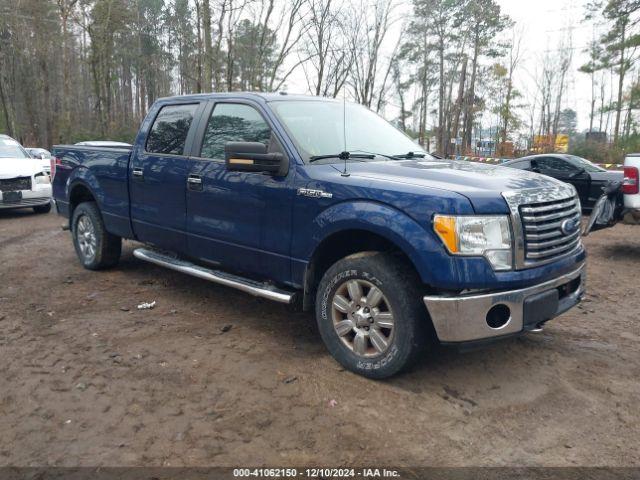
[486,304,511,329]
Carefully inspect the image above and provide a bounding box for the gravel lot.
[1,208,639,467]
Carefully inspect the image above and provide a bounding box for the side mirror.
[225,142,286,175]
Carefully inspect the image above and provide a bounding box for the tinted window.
[200,103,271,159]
[567,155,605,172]
[508,160,530,170]
[146,104,197,155]
[536,157,577,172]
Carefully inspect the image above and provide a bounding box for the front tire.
[71,201,121,270]
[33,202,51,214]
[315,252,427,379]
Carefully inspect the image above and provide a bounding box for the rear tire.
[33,203,51,214]
[71,201,121,270]
[315,252,427,379]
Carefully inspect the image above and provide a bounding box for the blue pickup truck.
[52,93,586,378]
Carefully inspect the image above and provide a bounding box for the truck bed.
[52,144,133,238]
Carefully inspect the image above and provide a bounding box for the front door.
[536,156,590,206]
[129,102,201,252]
[186,101,295,283]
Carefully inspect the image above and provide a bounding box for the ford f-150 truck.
[52,93,586,378]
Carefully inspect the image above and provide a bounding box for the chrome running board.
[133,248,295,304]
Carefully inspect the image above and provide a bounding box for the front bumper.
[423,262,586,343]
[0,188,52,210]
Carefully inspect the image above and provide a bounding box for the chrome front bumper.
[423,263,586,343]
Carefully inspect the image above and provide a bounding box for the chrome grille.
[0,176,31,192]
[519,196,581,264]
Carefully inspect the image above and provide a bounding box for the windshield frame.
[267,99,430,165]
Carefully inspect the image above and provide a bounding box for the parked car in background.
[502,154,623,210]
[75,141,132,148]
[52,93,585,379]
[0,134,52,213]
[26,147,51,159]
[25,147,52,174]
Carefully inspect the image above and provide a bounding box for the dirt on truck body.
[1,209,639,467]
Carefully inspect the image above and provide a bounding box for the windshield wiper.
[391,151,426,159]
[309,151,376,163]
[351,150,427,160]
[308,150,427,163]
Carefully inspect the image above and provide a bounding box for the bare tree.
[302,0,354,98]
[266,0,309,91]
[498,27,523,148]
[349,0,397,108]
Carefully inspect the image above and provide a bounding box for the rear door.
[129,102,204,252]
[185,100,295,282]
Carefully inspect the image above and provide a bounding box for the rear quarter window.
[146,104,197,155]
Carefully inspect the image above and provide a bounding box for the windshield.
[0,137,30,159]
[270,100,429,163]
[568,155,605,173]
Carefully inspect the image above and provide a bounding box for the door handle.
[132,168,144,180]
[187,174,203,191]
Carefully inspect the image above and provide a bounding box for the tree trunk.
[613,17,627,144]
[203,0,213,91]
[0,73,15,137]
[462,33,479,152]
[450,56,467,154]
[437,38,445,153]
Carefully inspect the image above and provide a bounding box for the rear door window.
[537,157,576,172]
[200,103,271,160]
[146,104,198,155]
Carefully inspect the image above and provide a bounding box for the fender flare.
[64,169,104,229]
[303,200,447,286]
[66,168,103,208]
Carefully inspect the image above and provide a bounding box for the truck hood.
[344,159,569,213]
[0,158,47,178]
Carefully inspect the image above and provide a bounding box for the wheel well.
[69,184,96,219]
[303,229,421,311]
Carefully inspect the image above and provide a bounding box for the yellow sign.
[555,134,569,153]
[532,134,569,153]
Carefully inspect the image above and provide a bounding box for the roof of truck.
[156,92,341,104]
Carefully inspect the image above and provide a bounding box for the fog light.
[486,304,511,329]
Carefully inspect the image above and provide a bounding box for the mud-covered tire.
[315,252,427,379]
[33,202,51,214]
[71,201,121,270]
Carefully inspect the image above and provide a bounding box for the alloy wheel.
[331,279,395,357]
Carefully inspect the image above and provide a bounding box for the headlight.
[35,173,50,184]
[433,215,513,270]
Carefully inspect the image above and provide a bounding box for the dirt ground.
[0,208,639,468]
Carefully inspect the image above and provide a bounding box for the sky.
[283,0,597,134]
[497,0,594,131]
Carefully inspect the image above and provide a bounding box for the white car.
[25,147,53,174]
[0,135,52,213]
